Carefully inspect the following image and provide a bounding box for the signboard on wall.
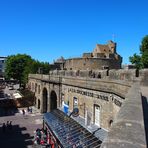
[62,101,69,114]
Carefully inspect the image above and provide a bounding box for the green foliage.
[129,35,148,69]
[5,54,50,86]
[141,51,148,68]
[129,54,143,69]
[140,35,148,53]
[140,35,148,68]
[39,62,50,74]
[5,54,33,85]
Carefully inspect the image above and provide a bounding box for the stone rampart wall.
[29,74,131,98]
[49,69,148,86]
[61,77,131,98]
[64,58,121,70]
[101,83,147,148]
[28,74,147,146]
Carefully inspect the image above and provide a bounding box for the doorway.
[94,105,100,127]
[43,88,48,113]
[50,91,57,111]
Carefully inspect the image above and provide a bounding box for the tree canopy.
[5,54,50,86]
[129,35,148,69]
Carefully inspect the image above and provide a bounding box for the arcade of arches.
[29,78,125,131]
[42,88,57,113]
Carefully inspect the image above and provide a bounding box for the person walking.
[22,109,25,115]
[6,121,9,127]
[9,121,12,130]
[2,123,6,133]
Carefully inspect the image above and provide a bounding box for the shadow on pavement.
[0,107,19,117]
[142,96,148,146]
[0,124,33,148]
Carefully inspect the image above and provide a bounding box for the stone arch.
[43,87,48,113]
[50,90,57,111]
[108,119,113,128]
[38,99,40,109]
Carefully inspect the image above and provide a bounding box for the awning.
[43,109,101,148]
[12,92,22,99]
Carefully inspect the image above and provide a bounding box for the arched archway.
[109,120,113,127]
[38,99,40,109]
[50,91,57,111]
[43,88,48,113]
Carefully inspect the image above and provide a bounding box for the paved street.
[0,108,43,148]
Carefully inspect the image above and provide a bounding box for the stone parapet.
[48,69,148,86]
[101,83,147,148]
[62,76,131,98]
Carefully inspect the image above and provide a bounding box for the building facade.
[0,56,7,79]
[28,71,132,131]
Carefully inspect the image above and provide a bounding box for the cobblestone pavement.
[0,107,43,148]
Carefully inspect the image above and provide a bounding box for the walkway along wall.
[101,83,147,148]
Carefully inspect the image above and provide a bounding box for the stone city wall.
[101,83,147,148]
[64,58,121,70]
[29,74,131,130]
[28,73,147,146]
[49,68,148,86]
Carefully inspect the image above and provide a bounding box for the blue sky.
[0,0,147,64]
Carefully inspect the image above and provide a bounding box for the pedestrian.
[30,107,32,113]
[27,107,30,112]
[22,109,25,115]
[6,121,9,127]
[2,123,6,133]
[9,121,12,130]
[36,128,41,139]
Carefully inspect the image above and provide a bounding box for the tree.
[39,62,50,74]
[5,54,51,87]
[5,54,34,86]
[129,35,148,68]
[129,53,143,69]
[140,35,148,53]
[140,35,148,68]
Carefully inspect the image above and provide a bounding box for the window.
[73,97,78,109]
